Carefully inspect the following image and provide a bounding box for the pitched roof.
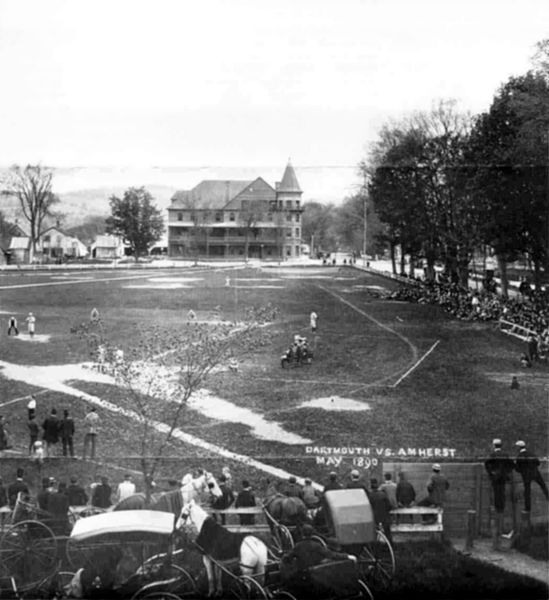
[171,180,252,210]
[9,237,30,249]
[278,161,301,193]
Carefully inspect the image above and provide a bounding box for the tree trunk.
[390,242,396,274]
[425,255,436,282]
[399,247,406,275]
[497,254,509,298]
[533,258,542,291]
[409,255,415,278]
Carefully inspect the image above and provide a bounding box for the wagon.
[67,509,197,599]
[311,489,396,589]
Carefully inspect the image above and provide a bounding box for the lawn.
[0,264,546,492]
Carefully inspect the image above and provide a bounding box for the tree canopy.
[106,187,165,260]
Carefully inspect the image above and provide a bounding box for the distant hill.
[0,165,359,228]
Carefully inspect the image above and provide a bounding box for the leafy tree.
[239,201,267,260]
[333,193,384,257]
[465,72,549,293]
[1,165,60,262]
[66,215,108,245]
[301,201,337,255]
[106,187,165,260]
[74,304,278,499]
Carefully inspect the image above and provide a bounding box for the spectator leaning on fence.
[484,438,514,515]
[396,472,416,507]
[514,440,549,512]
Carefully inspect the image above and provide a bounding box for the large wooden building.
[167,162,303,259]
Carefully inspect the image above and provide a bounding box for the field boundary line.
[317,286,419,386]
[391,340,441,388]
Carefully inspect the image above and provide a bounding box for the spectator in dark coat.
[7,468,29,508]
[484,439,514,514]
[42,409,60,457]
[346,470,368,494]
[66,476,88,506]
[396,472,416,507]
[60,409,75,458]
[380,473,398,509]
[212,475,235,524]
[323,472,342,493]
[37,477,53,512]
[514,440,549,512]
[420,464,450,508]
[91,476,112,509]
[234,480,256,525]
[283,476,303,499]
[0,477,8,507]
[368,478,393,543]
[0,415,9,451]
[48,482,70,535]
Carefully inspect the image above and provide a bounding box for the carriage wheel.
[357,579,374,600]
[358,529,395,588]
[238,575,268,599]
[130,564,198,600]
[0,520,59,592]
[130,593,183,600]
[269,591,298,600]
[271,525,294,556]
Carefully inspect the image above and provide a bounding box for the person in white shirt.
[83,406,99,460]
[310,311,318,333]
[117,474,136,501]
[25,312,36,337]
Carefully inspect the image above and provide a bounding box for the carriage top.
[70,510,175,541]
[323,489,376,545]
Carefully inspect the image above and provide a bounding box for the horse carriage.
[261,488,395,598]
[281,337,314,368]
[65,510,197,599]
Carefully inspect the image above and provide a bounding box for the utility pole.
[363,193,367,265]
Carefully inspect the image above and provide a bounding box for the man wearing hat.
[417,464,449,523]
[514,441,549,512]
[323,471,342,493]
[346,469,368,494]
[484,438,514,514]
[66,476,88,507]
[368,478,393,542]
[7,468,29,508]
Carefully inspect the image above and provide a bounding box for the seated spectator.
[520,353,532,368]
[284,476,303,499]
[117,474,136,502]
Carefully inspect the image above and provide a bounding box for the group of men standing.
[485,438,548,514]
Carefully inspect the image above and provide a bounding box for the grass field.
[0,264,547,493]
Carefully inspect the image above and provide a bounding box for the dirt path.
[452,537,549,585]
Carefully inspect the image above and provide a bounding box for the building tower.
[275,161,303,258]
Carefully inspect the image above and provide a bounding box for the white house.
[39,227,87,259]
[91,234,125,259]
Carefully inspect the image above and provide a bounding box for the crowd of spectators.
[389,279,549,341]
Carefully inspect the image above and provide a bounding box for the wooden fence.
[383,461,548,537]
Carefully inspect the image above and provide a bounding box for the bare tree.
[74,304,278,498]
[1,165,60,262]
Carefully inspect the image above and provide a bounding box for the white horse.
[181,470,222,505]
[176,499,268,597]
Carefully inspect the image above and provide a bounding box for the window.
[286,200,292,208]
[296,201,300,209]
[286,247,291,256]
[286,214,292,222]
[295,228,300,237]
[215,212,222,222]
[286,229,291,237]
[177,212,183,221]
[229,212,235,222]
[295,214,300,222]
[295,245,300,255]
[43,235,50,243]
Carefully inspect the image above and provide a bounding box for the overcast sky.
[0,0,547,168]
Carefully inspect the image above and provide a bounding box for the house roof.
[170,180,252,210]
[9,236,30,250]
[95,234,122,248]
[278,161,302,193]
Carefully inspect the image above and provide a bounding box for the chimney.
[225,181,230,203]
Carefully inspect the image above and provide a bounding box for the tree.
[239,201,267,260]
[106,187,165,260]
[464,72,549,293]
[1,165,60,262]
[74,303,278,499]
[301,202,337,255]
